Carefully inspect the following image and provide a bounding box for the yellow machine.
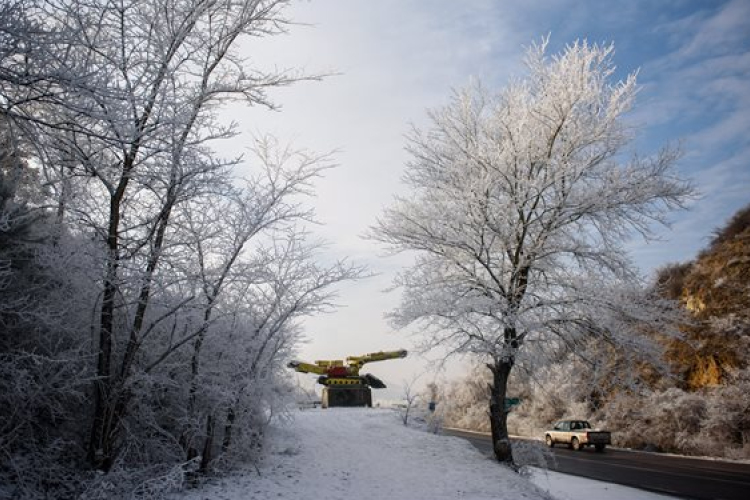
[288,349,407,408]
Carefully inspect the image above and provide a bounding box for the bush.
[600,372,750,458]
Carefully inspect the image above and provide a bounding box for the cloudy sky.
[223,0,750,397]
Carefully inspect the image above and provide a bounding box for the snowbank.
[527,468,678,500]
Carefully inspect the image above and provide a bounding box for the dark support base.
[322,385,372,408]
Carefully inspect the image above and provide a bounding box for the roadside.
[443,426,750,500]
[528,468,680,500]
[444,426,750,465]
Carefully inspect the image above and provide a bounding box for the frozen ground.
[528,468,678,500]
[176,408,680,500]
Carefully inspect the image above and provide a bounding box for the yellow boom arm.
[346,349,408,374]
[287,360,328,375]
[287,349,407,376]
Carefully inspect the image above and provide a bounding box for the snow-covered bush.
[434,367,492,432]
[693,369,750,459]
[603,388,705,453]
[79,460,192,500]
[507,393,567,438]
[441,357,750,460]
[592,368,748,459]
[0,138,100,497]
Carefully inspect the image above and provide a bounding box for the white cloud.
[673,0,750,60]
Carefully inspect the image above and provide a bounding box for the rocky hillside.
[657,204,750,389]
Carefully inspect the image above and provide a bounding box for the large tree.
[0,1,363,493]
[1,0,336,472]
[372,39,694,465]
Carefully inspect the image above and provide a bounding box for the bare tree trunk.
[489,356,514,466]
[199,415,215,474]
[185,324,209,461]
[88,183,127,469]
[120,194,176,379]
[222,407,236,454]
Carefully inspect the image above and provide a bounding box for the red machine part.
[327,366,350,377]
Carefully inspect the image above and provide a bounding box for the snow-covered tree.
[372,38,694,465]
[0,0,314,471]
[0,0,362,485]
[171,146,362,469]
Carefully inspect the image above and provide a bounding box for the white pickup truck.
[545,419,611,452]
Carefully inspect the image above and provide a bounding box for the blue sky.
[225,0,750,395]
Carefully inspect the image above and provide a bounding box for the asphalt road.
[444,428,750,500]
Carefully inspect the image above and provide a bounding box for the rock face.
[658,204,750,389]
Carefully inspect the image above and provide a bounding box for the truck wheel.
[545,435,554,448]
[571,437,581,451]
[595,444,605,453]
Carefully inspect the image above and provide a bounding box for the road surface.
[445,428,750,500]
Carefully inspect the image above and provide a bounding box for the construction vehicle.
[288,349,407,408]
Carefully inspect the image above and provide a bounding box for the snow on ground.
[178,408,548,499]
[176,408,680,500]
[527,468,680,500]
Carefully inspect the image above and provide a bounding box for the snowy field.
[176,408,680,500]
